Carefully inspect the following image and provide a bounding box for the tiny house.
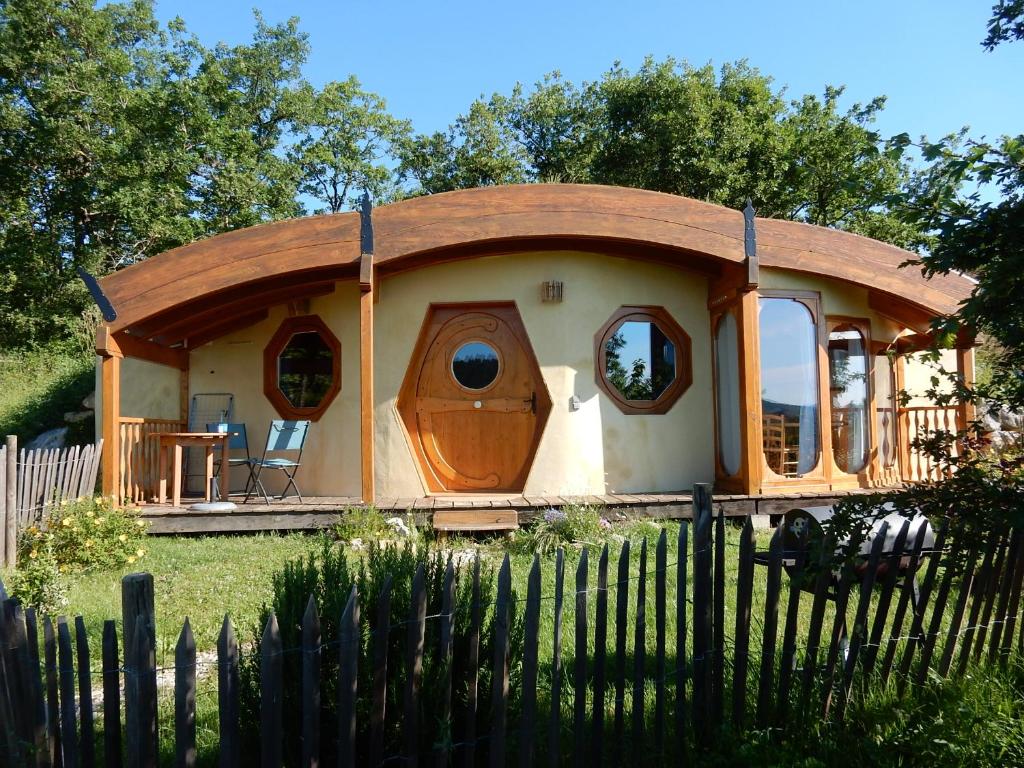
[92,184,975,508]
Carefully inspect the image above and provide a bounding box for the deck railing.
[900,405,961,483]
[117,417,185,504]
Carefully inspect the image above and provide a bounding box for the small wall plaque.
[541,280,564,303]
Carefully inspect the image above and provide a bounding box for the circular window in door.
[263,315,341,421]
[451,341,501,390]
[595,306,692,414]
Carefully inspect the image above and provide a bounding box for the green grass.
[47,533,314,657]
[0,344,95,445]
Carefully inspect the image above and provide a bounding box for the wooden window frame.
[711,302,743,483]
[594,305,693,415]
[756,289,831,491]
[825,316,876,487]
[263,314,341,422]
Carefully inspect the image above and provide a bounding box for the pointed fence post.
[175,619,197,768]
[301,596,321,768]
[121,573,155,768]
[573,548,588,766]
[337,586,359,768]
[489,555,512,768]
[218,616,240,768]
[260,613,283,768]
[520,555,542,768]
[403,565,427,767]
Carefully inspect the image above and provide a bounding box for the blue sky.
[152,0,1022,146]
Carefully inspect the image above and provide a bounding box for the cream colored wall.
[186,283,362,497]
[373,251,715,497]
[903,349,959,406]
[93,356,181,438]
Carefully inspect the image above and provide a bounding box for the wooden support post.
[98,328,123,503]
[359,193,376,505]
[956,346,976,432]
[737,289,763,495]
[4,435,15,568]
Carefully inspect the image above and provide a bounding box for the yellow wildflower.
[95,517,105,525]
[118,534,127,543]
[85,540,94,548]
[136,548,145,557]
[29,550,37,559]
[62,518,72,527]
[87,509,95,518]
[136,519,145,527]
[127,556,136,564]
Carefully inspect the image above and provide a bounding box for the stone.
[998,408,1023,431]
[82,391,96,409]
[64,410,93,424]
[25,427,67,450]
[385,516,413,537]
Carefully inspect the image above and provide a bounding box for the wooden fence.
[2,486,1023,767]
[0,437,103,568]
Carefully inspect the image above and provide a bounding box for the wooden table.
[151,432,231,508]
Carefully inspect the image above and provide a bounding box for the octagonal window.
[279,331,334,408]
[263,315,341,421]
[595,306,692,414]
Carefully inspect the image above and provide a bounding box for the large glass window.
[874,352,897,468]
[759,297,820,476]
[828,324,870,474]
[714,312,742,476]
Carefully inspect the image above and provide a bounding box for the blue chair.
[245,420,311,504]
[206,422,257,499]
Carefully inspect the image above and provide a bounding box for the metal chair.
[245,420,311,504]
[206,422,257,499]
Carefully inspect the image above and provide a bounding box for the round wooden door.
[398,304,552,492]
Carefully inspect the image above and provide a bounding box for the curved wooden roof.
[98,184,973,345]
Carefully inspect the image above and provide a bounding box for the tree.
[397,57,919,248]
[0,2,397,349]
[289,78,410,213]
[397,93,530,194]
[899,3,1024,409]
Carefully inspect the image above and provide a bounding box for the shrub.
[238,537,509,767]
[333,506,402,543]
[7,543,66,614]
[19,496,149,573]
[514,504,610,554]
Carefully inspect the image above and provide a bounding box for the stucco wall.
[186,283,362,497]
[373,251,715,497]
[94,356,181,437]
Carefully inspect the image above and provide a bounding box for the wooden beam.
[140,281,336,344]
[360,270,375,503]
[185,309,269,349]
[737,289,763,495]
[95,325,123,358]
[868,291,937,336]
[100,352,121,503]
[114,332,188,370]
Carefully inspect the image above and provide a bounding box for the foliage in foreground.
[9,496,147,613]
[238,537,508,767]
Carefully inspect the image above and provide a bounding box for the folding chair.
[245,420,311,504]
[206,422,258,499]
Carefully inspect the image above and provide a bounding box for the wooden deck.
[138,488,893,534]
